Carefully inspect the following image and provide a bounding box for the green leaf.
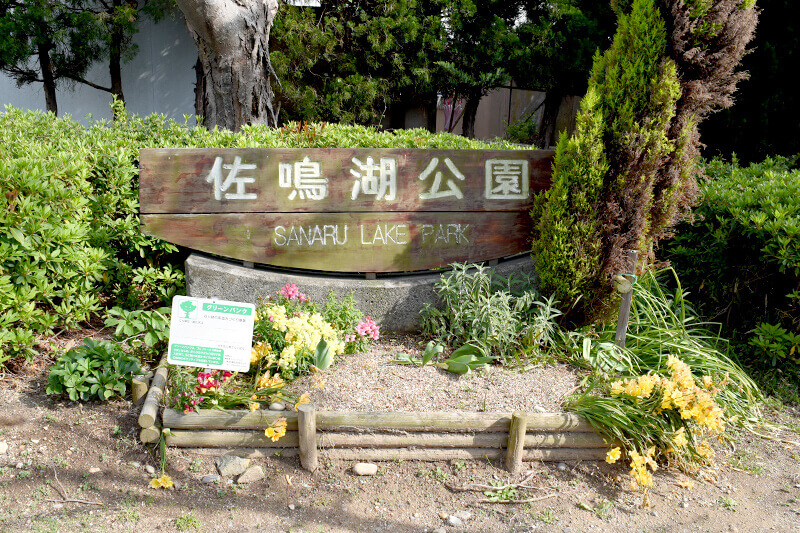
[421,341,443,365]
[313,338,332,370]
[444,360,470,375]
[9,227,25,244]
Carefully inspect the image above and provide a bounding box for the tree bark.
[37,43,58,115]
[536,88,563,149]
[175,0,279,131]
[461,95,481,139]
[109,2,125,104]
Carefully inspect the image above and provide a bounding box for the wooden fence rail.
[138,372,608,472]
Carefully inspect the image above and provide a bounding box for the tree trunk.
[175,0,279,131]
[461,95,481,139]
[536,88,563,149]
[109,2,125,105]
[426,98,437,133]
[193,58,204,118]
[36,43,57,115]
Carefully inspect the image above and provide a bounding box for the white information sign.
[167,296,255,372]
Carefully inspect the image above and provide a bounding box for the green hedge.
[0,104,525,364]
[663,156,800,377]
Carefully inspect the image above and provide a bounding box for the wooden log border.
[140,399,609,471]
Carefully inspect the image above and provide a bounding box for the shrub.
[662,156,800,388]
[420,263,562,364]
[46,339,141,401]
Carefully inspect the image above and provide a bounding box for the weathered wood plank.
[162,408,299,430]
[164,430,606,456]
[162,409,596,433]
[316,431,605,449]
[141,211,532,272]
[139,148,554,214]
[166,429,301,448]
[321,447,606,462]
[177,445,605,462]
[316,411,594,432]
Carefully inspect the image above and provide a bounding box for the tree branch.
[64,74,112,93]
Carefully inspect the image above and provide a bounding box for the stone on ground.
[236,465,265,484]
[215,455,250,477]
[352,462,378,476]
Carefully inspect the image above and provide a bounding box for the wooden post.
[140,424,162,444]
[505,411,528,474]
[297,404,318,472]
[132,374,150,406]
[614,249,639,349]
[139,356,169,429]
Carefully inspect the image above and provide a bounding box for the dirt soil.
[1,334,800,533]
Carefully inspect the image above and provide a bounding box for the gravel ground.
[286,334,578,414]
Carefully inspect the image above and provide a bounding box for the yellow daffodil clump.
[628,447,658,491]
[604,355,727,497]
[149,474,174,489]
[606,446,622,464]
[251,342,272,366]
[256,372,285,390]
[294,392,310,411]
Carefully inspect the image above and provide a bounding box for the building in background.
[0,14,197,124]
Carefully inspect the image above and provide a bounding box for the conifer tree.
[532,0,757,323]
[0,0,104,115]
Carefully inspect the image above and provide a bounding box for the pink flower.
[280,283,307,302]
[345,334,356,343]
[355,317,380,340]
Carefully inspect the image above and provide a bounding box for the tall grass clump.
[565,268,762,501]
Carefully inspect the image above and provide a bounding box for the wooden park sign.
[139,148,554,272]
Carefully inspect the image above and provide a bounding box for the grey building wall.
[0,14,197,124]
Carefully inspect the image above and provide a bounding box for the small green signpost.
[167,295,255,372]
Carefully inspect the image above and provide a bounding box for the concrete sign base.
[185,253,537,332]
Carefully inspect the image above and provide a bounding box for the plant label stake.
[614,249,639,349]
[167,295,255,372]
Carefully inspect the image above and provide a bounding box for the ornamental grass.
[565,268,763,500]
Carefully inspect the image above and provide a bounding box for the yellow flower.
[697,440,715,459]
[606,447,621,464]
[257,373,285,389]
[251,342,271,365]
[673,427,688,447]
[248,402,260,412]
[294,392,310,411]
[149,474,174,489]
[265,418,287,442]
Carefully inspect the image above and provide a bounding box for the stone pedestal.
[186,253,537,332]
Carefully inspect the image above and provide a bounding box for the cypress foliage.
[532,0,757,323]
